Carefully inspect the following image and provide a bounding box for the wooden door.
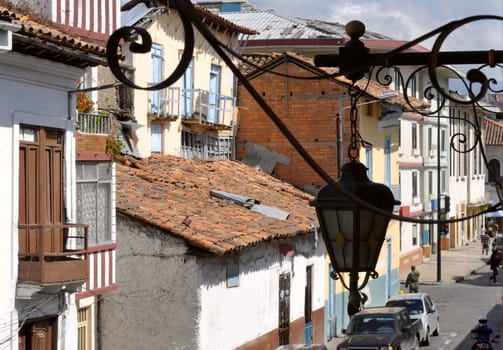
[19,126,64,258]
[19,318,56,350]
[278,272,290,345]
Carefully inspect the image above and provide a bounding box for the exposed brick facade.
[76,132,112,161]
[236,57,352,189]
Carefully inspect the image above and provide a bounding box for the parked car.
[386,292,440,346]
[336,306,421,350]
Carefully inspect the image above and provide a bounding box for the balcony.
[149,87,236,127]
[18,223,88,285]
[77,112,112,135]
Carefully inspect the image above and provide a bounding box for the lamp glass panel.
[322,208,354,270]
[362,210,390,270]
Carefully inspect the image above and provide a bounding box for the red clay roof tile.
[117,155,317,256]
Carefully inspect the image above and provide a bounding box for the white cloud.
[246,0,503,83]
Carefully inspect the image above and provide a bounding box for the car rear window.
[348,316,395,334]
[386,300,423,315]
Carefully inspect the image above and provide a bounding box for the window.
[76,161,112,246]
[440,129,446,153]
[427,127,432,153]
[151,123,162,153]
[428,171,433,196]
[181,130,234,160]
[384,137,391,186]
[488,159,501,183]
[78,307,91,350]
[394,68,401,91]
[412,171,418,198]
[412,123,417,150]
[208,64,221,123]
[441,170,446,193]
[150,43,163,114]
[182,58,194,118]
[410,75,417,98]
[226,261,239,287]
[365,146,372,180]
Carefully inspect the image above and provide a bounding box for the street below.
[420,267,501,350]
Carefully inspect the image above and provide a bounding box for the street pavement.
[325,238,493,350]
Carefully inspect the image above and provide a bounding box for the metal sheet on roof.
[220,10,342,40]
[219,10,393,41]
[121,2,156,26]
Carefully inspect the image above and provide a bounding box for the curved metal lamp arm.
[105,1,503,226]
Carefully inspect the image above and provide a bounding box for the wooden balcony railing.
[18,223,88,285]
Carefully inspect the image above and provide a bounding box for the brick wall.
[236,59,351,189]
[76,133,112,160]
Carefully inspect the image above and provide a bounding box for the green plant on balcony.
[106,133,124,162]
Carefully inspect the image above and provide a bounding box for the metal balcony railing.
[18,223,88,284]
[149,87,236,127]
[77,112,112,135]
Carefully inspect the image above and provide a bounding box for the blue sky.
[246,0,503,88]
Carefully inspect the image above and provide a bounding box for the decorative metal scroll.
[106,0,503,225]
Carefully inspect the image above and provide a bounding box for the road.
[420,268,501,350]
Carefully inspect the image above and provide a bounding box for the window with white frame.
[441,169,447,193]
[428,171,433,197]
[412,171,418,198]
[394,68,401,92]
[384,137,391,186]
[150,43,163,114]
[76,161,113,246]
[440,129,446,153]
[226,261,239,287]
[412,123,418,150]
[78,307,91,350]
[427,127,432,154]
[410,75,417,98]
[365,145,372,180]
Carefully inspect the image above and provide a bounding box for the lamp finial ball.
[346,20,366,39]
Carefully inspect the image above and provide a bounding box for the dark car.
[336,307,421,350]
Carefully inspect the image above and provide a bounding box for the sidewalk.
[399,238,490,285]
[326,239,490,350]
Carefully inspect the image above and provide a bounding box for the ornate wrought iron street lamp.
[311,161,398,315]
[310,75,399,314]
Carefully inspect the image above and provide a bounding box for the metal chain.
[348,89,360,161]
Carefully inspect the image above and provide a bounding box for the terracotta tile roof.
[240,51,428,111]
[0,6,107,67]
[116,155,316,256]
[485,117,503,145]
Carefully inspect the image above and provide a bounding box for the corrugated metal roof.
[221,10,341,40]
[219,10,393,41]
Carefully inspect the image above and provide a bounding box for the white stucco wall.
[0,51,84,349]
[198,234,325,350]
[106,214,325,350]
[100,214,201,350]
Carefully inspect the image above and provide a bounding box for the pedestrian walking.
[488,249,502,283]
[404,265,420,292]
[480,226,490,255]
